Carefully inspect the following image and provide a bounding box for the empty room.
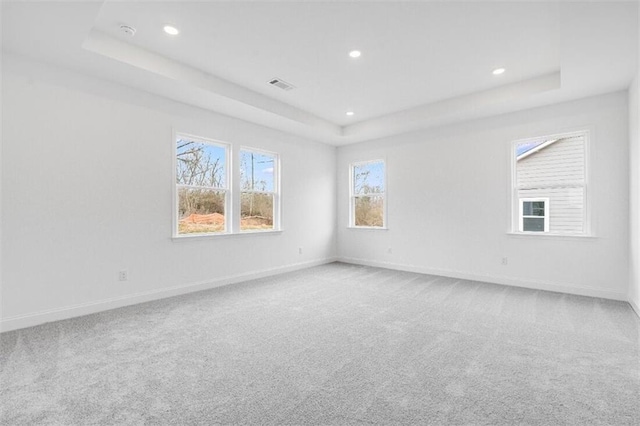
[1,1,639,424]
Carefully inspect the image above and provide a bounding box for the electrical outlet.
[298,247,303,254]
[118,270,129,281]
[387,247,393,254]
[501,257,508,266]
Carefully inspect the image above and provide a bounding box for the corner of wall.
[0,2,4,326]
[628,29,640,319]
[629,3,640,319]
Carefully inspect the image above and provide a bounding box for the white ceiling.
[2,1,638,145]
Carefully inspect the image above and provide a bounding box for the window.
[513,131,588,235]
[173,134,281,237]
[519,198,549,232]
[240,149,279,232]
[350,160,386,228]
[175,134,229,236]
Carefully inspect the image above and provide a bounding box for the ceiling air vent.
[268,78,295,91]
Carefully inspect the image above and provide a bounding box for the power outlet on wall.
[118,270,129,281]
[501,257,508,266]
[298,247,303,255]
[387,247,393,254]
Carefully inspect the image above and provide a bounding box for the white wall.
[1,56,337,331]
[2,54,637,332]
[338,92,630,300]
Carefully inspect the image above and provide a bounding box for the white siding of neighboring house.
[516,136,586,233]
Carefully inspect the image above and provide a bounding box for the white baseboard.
[629,298,640,320]
[0,257,337,333]
[338,256,627,301]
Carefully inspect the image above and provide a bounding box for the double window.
[174,134,279,237]
[349,160,386,228]
[512,131,589,235]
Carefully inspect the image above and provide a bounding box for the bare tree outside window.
[176,136,228,235]
[240,150,277,231]
[351,160,385,227]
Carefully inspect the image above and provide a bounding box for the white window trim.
[510,129,591,237]
[239,146,281,233]
[173,132,231,238]
[349,159,387,229]
[519,198,550,233]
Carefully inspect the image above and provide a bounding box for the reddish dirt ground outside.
[178,213,272,234]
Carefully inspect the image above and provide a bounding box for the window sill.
[347,226,388,231]
[172,229,283,241]
[507,232,596,241]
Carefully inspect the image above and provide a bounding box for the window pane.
[241,192,274,231]
[523,217,545,232]
[532,207,545,216]
[532,201,545,210]
[176,138,226,188]
[353,161,385,195]
[354,196,384,227]
[515,136,585,188]
[515,132,587,235]
[515,139,547,158]
[523,200,545,217]
[178,188,226,234]
[240,150,275,192]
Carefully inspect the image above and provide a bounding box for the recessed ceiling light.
[163,25,180,36]
[493,67,506,75]
[349,50,361,58]
[346,111,355,116]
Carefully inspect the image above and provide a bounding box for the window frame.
[239,146,281,233]
[519,197,550,233]
[349,159,387,229]
[173,132,231,238]
[510,129,591,237]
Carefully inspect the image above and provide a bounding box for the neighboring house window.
[175,134,229,236]
[513,131,588,235]
[240,149,279,231]
[350,160,386,228]
[519,198,549,232]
